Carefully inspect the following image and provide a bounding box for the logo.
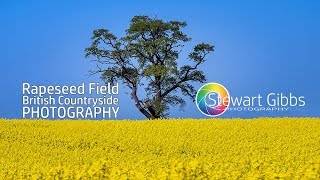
[196,82,306,117]
[196,83,230,117]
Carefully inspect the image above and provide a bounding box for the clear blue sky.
[0,0,319,119]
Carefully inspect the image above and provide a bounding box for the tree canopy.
[85,15,214,119]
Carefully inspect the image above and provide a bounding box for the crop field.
[0,118,319,179]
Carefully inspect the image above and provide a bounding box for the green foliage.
[143,65,168,76]
[85,16,214,119]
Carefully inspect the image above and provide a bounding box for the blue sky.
[0,0,319,119]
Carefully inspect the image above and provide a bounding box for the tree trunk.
[131,85,154,119]
[154,76,162,118]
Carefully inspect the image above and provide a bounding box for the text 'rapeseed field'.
[0,118,319,179]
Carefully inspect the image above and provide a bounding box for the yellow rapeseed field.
[0,118,319,179]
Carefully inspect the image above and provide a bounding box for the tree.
[85,16,214,119]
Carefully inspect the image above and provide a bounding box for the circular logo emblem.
[196,83,230,117]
